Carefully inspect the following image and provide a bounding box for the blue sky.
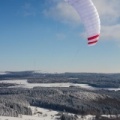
[0,0,120,73]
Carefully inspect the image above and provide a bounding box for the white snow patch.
[0,79,94,89]
[0,79,27,84]
[106,88,120,91]
[0,79,120,91]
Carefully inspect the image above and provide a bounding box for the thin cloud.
[93,0,120,41]
[101,25,120,40]
[93,0,120,25]
[43,0,80,24]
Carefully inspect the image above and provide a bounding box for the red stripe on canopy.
[88,34,99,41]
[88,40,98,45]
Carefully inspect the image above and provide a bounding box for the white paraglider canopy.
[65,0,101,45]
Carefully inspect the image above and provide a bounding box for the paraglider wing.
[65,0,101,45]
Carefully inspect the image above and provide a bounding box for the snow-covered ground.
[0,79,119,120]
[0,107,58,120]
[0,79,120,91]
[0,107,119,120]
[0,79,94,89]
[0,106,95,120]
[0,79,27,85]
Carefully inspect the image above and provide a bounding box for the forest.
[0,71,120,119]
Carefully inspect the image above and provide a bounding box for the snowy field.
[0,79,94,89]
[0,106,59,120]
[0,79,120,91]
[0,106,95,120]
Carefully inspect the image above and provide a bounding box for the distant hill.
[1,71,120,88]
